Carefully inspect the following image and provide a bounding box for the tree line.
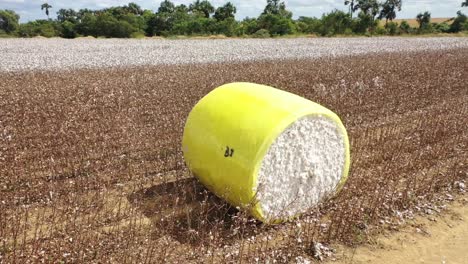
[1,0,467,38]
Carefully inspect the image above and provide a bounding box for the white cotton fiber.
[256,115,346,221]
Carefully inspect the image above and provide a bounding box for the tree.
[258,13,295,35]
[355,0,380,17]
[352,0,380,32]
[213,17,237,36]
[189,0,214,18]
[0,9,20,33]
[158,0,175,14]
[148,2,190,36]
[57,9,78,23]
[399,20,411,33]
[434,22,450,33]
[263,0,280,14]
[385,21,399,35]
[344,0,358,17]
[378,0,402,25]
[94,12,138,38]
[120,13,146,32]
[77,9,94,21]
[462,0,468,7]
[126,2,143,16]
[104,5,139,18]
[41,3,52,19]
[214,2,236,21]
[262,0,292,18]
[319,9,353,36]
[175,4,189,14]
[147,12,173,36]
[60,20,77,38]
[449,11,467,32]
[257,0,294,35]
[18,19,59,37]
[238,17,259,35]
[354,10,379,33]
[297,16,322,34]
[416,11,431,29]
[75,12,97,36]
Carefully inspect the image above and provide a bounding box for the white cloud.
[0,0,25,3]
[0,0,464,22]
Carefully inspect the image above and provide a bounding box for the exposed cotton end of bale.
[256,115,346,222]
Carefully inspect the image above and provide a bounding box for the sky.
[0,0,466,23]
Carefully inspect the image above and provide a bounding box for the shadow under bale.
[127,177,262,245]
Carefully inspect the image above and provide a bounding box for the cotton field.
[1,37,468,71]
[0,37,467,263]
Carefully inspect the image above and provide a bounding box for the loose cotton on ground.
[182,82,350,223]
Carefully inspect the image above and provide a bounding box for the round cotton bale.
[182,82,350,223]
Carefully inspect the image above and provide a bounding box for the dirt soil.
[332,199,468,264]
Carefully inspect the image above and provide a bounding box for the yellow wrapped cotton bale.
[182,82,350,224]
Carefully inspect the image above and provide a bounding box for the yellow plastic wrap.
[182,82,350,223]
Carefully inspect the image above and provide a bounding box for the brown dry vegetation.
[380,18,453,27]
[1,49,467,263]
